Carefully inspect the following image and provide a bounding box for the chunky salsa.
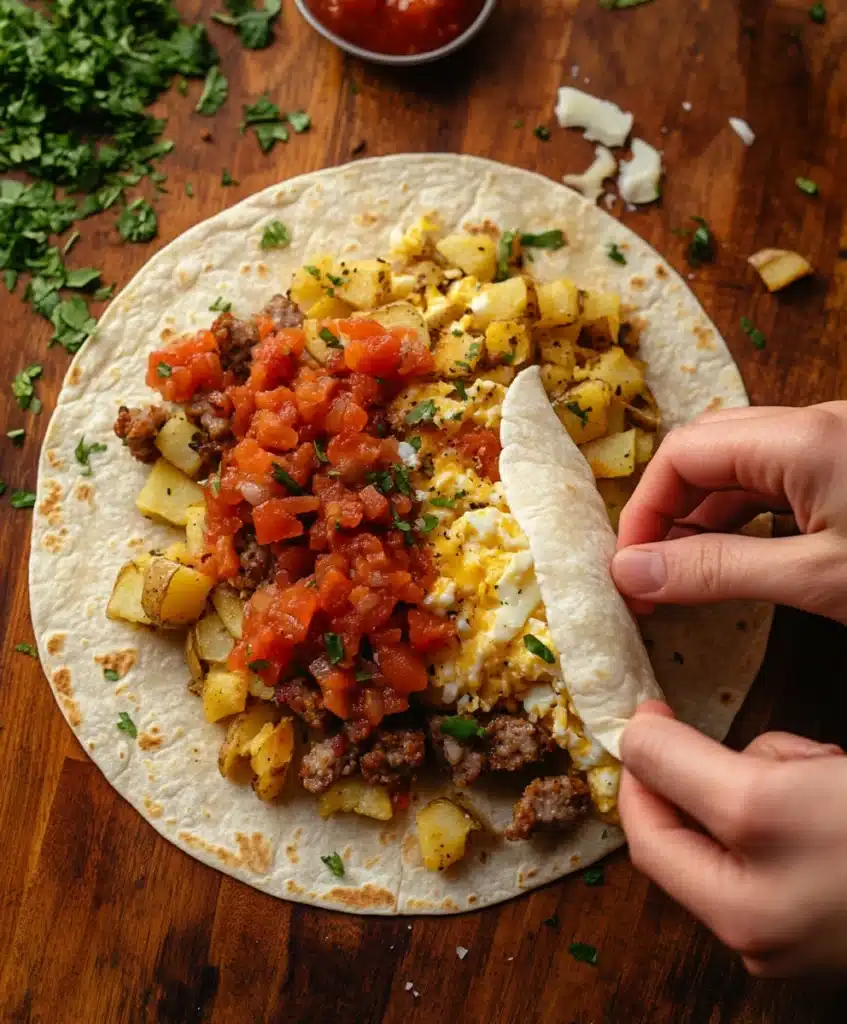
[305,0,487,56]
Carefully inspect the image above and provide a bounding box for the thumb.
[744,731,845,761]
[611,531,847,621]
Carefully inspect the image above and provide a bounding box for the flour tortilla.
[30,155,772,915]
[500,367,663,759]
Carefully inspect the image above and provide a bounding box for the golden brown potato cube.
[290,256,336,310]
[436,234,497,283]
[469,276,529,329]
[432,328,485,378]
[446,274,480,313]
[477,365,517,386]
[136,459,205,527]
[484,320,533,368]
[194,610,234,663]
[540,364,573,399]
[218,703,279,781]
[251,718,295,801]
[538,328,578,376]
[318,779,393,821]
[390,214,442,262]
[155,415,203,478]
[335,259,392,310]
[748,248,813,292]
[580,429,637,478]
[553,380,612,444]
[185,629,204,692]
[416,798,480,871]
[211,585,244,639]
[141,557,213,628]
[581,290,621,344]
[536,278,580,328]
[578,347,645,402]
[626,389,661,432]
[596,478,636,532]
[185,504,207,558]
[634,428,655,467]
[422,285,462,329]
[353,301,430,348]
[303,318,341,365]
[203,667,249,723]
[107,562,152,625]
[606,398,628,435]
[306,294,354,320]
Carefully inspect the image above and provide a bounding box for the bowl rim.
[292,0,499,67]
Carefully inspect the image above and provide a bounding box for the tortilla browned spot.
[706,396,724,412]
[95,648,137,678]
[287,880,304,895]
[379,828,399,847]
[160,327,175,342]
[463,219,500,238]
[68,366,82,386]
[285,844,299,864]
[52,667,81,727]
[257,262,269,278]
[629,275,645,290]
[235,833,274,874]
[38,481,63,526]
[47,633,66,656]
[694,325,716,351]
[138,729,162,751]
[143,796,164,818]
[74,483,94,504]
[324,885,396,910]
[655,264,668,279]
[46,449,65,469]
[42,534,65,554]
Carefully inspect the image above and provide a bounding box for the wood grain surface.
[2,1,847,1021]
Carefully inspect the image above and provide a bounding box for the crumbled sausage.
[299,734,358,794]
[275,677,329,730]
[486,715,554,772]
[505,775,592,841]
[428,715,486,787]
[114,404,169,463]
[211,313,258,380]
[264,293,305,330]
[360,728,426,786]
[230,531,274,593]
[185,390,233,473]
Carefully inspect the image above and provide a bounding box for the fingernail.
[612,549,667,596]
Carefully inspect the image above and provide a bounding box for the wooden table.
[2,1,847,1020]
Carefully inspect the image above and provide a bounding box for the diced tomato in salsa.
[455,425,502,481]
[147,331,223,403]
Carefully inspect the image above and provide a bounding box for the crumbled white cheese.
[618,139,662,205]
[681,101,692,112]
[522,683,557,718]
[397,440,420,469]
[405,982,414,991]
[456,946,469,960]
[729,117,755,146]
[555,87,633,147]
[562,145,617,203]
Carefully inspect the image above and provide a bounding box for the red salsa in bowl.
[304,0,487,57]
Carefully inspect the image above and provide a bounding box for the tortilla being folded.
[29,155,773,914]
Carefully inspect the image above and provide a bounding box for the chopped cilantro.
[534,125,551,141]
[440,716,486,741]
[209,296,232,312]
[523,634,556,664]
[326,273,344,287]
[512,118,524,128]
[392,465,412,496]
[185,182,194,197]
[391,507,413,534]
[156,361,173,377]
[178,77,189,96]
[10,490,36,509]
[93,283,115,302]
[809,3,826,23]
[451,327,463,337]
[313,439,329,463]
[544,912,560,928]
[354,669,374,682]
[254,122,289,152]
[117,199,158,243]
[564,401,589,426]
[212,0,282,49]
[408,436,422,452]
[210,471,221,495]
[243,95,281,124]
[686,216,714,265]
[11,364,42,411]
[583,866,605,886]
[796,176,819,196]
[116,711,137,739]
[453,380,469,401]
[50,296,97,352]
[196,66,229,115]
[75,436,107,476]
[740,316,766,350]
[261,220,291,250]
[568,942,598,965]
[103,668,119,682]
[65,268,101,290]
[304,265,321,279]
[429,495,456,508]
[418,514,439,534]
[324,632,344,665]
[221,169,238,187]
[319,327,342,348]
[321,851,345,877]
[405,399,437,425]
[495,229,517,282]
[62,232,80,256]
[271,463,305,494]
[287,110,312,133]
[607,242,627,265]
[14,642,37,658]
[7,428,25,446]
[248,658,270,671]
[0,480,6,496]
[520,230,565,250]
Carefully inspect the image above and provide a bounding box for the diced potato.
[578,347,645,402]
[251,718,295,801]
[218,702,279,780]
[540,364,574,399]
[107,562,152,625]
[390,273,417,301]
[211,585,244,639]
[626,389,661,432]
[485,319,533,368]
[353,301,430,348]
[580,428,637,478]
[335,259,392,310]
[596,478,635,532]
[748,248,813,292]
[318,778,393,821]
[416,797,480,871]
[606,397,628,435]
[303,317,341,365]
[538,327,579,375]
[245,722,275,758]
[390,214,442,262]
[194,610,234,663]
[290,256,336,310]
[432,328,484,378]
[477,365,517,386]
[141,556,214,628]
[136,459,205,527]
[436,234,497,283]
[306,294,354,320]
[581,290,621,344]
[155,415,203,478]
[446,274,481,312]
[422,285,462,329]
[185,629,204,692]
[408,260,446,290]
[634,428,655,467]
[469,276,529,328]
[163,541,192,565]
[249,676,276,700]
[203,667,249,723]
[536,278,580,328]
[553,380,613,444]
[185,505,207,558]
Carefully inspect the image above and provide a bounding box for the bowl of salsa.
[294,0,497,65]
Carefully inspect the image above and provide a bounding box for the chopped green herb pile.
[321,851,345,877]
[196,66,229,116]
[116,711,137,739]
[261,220,291,250]
[405,399,437,425]
[11,364,42,410]
[440,716,486,741]
[14,642,38,657]
[795,176,819,196]
[213,0,281,50]
[117,199,158,243]
[740,316,766,350]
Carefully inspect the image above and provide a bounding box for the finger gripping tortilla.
[500,366,664,759]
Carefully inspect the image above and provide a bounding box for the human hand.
[610,403,847,622]
[620,702,847,977]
